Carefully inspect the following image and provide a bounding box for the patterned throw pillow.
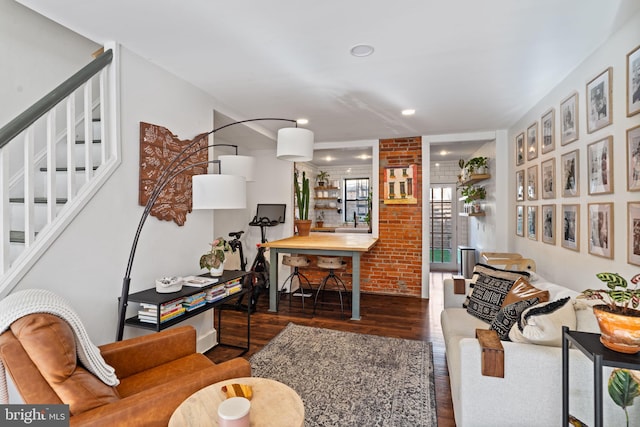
[490,297,539,340]
[464,264,531,323]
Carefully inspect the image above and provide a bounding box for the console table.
[124,270,251,354]
[260,233,378,320]
[562,326,640,427]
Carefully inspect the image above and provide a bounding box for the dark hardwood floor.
[205,272,456,427]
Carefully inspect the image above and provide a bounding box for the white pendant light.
[276,128,314,162]
[192,174,246,209]
[218,154,256,182]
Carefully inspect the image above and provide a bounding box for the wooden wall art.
[139,122,208,226]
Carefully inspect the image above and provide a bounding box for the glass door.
[429,184,457,271]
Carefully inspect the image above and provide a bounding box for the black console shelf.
[124,270,251,354]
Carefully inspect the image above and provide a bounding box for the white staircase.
[0,44,121,297]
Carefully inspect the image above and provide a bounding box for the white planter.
[209,263,224,277]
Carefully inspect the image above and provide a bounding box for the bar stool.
[313,256,350,319]
[280,255,313,310]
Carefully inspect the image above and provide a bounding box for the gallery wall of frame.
[510,18,640,286]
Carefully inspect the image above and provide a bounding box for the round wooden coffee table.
[168,377,304,427]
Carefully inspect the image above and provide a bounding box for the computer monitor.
[255,204,286,223]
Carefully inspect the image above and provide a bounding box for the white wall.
[508,10,640,289]
[0,0,100,125]
[5,4,221,345]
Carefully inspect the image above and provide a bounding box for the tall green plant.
[294,170,310,220]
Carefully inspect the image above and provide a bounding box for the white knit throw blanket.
[0,289,119,403]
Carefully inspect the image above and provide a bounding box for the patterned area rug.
[250,323,437,426]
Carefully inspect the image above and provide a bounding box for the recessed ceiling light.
[402,109,415,116]
[440,150,448,156]
[350,44,374,57]
[296,118,309,125]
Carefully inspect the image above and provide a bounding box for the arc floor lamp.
[116,118,314,341]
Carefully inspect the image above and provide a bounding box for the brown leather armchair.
[0,313,251,426]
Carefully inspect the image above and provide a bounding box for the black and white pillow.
[490,297,539,340]
[463,263,531,323]
[508,297,576,347]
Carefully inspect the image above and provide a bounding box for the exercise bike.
[226,216,278,312]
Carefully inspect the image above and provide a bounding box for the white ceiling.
[17,0,640,163]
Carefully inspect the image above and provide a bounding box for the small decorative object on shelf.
[200,237,232,276]
[578,272,640,354]
[155,276,183,293]
[316,170,330,187]
[316,211,325,228]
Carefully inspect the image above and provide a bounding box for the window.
[344,178,370,222]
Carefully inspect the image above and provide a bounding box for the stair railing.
[0,43,120,296]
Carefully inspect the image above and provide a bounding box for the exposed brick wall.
[294,137,423,297]
[366,137,423,296]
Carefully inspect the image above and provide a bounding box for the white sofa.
[441,275,640,427]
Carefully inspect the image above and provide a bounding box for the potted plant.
[316,170,330,187]
[461,185,486,203]
[578,272,640,353]
[608,368,640,427]
[294,170,312,236]
[199,237,232,276]
[465,156,489,175]
[316,211,325,228]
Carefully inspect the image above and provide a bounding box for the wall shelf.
[459,212,486,217]
[460,174,491,186]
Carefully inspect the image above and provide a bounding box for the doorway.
[429,184,457,271]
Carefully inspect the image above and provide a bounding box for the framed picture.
[516,205,524,237]
[560,92,579,145]
[587,67,613,133]
[628,124,640,191]
[516,132,525,166]
[383,165,417,204]
[629,201,640,266]
[542,204,556,245]
[588,203,613,259]
[587,136,613,195]
[527,122,538,161]
[561,204,580,251]
[541,108,555,154]
[561,149,579,197]
[541,157,555,199]
[627,44,640,117]
[527,205,538,241]
[527,165,538,200]
[516,170,525,201]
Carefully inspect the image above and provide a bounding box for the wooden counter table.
[260,233,378,320]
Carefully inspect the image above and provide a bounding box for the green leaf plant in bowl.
[579,272,640,354]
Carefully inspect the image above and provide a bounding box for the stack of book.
[205,283,227,303]
[137,297,185,324]
[225,278,243,296]
[182,291,206,311]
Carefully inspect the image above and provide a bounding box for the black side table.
[562,326,640,427]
